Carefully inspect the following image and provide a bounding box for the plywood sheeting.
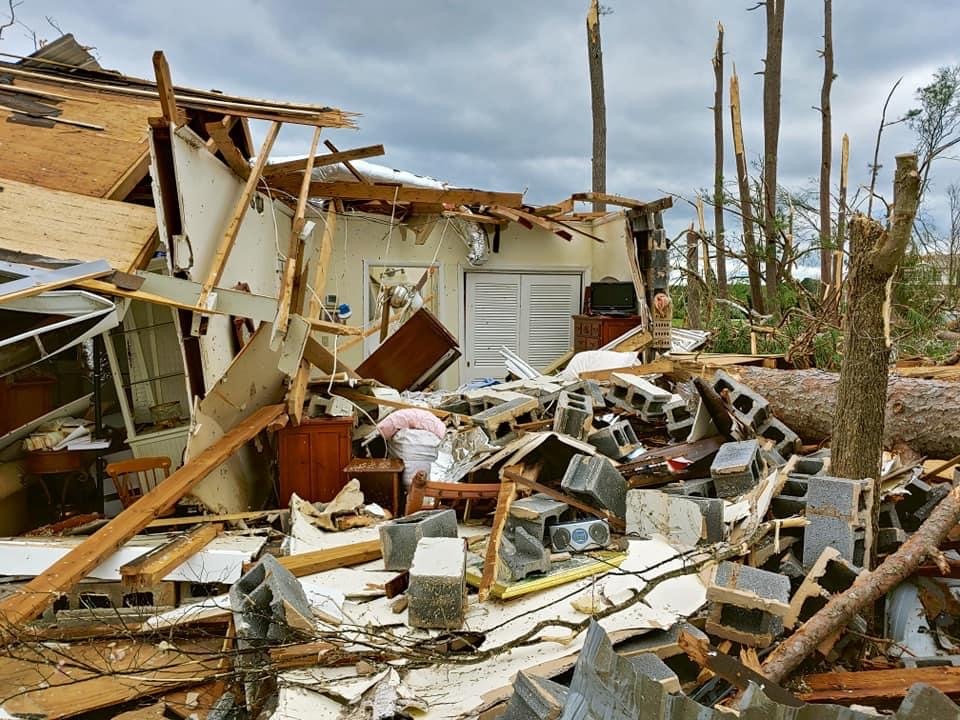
[0,177,158,271]
[0,75,158,198]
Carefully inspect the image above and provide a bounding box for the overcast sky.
[4,1,959,263]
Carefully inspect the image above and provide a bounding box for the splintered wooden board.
[0,76,158,198]
[465,549,627,599]
[0,176,158,271]
[0,639,221,718]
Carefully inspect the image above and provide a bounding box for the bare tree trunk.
[587,0,606,213]
[762,0,786,315]
[818,0,834,293]
[713,22,728,298]
[761,484,960,685]
[832,154,921,483]
[730,69,766,314]
[686,228,702,329]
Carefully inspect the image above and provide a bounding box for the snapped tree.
[586,0,606,213]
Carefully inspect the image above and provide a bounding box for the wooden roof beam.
[271,180,524,208]
[205,116,251,180]
[571,191,674,213]
[263,143,384,179]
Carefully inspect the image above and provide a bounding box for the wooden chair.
[404,470,502,518]
[105,456,174,515]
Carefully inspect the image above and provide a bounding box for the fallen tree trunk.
[726,366,960,459]
[761,484,960,684]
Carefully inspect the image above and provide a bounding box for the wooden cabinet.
[573,314,644,352]
[278,417,353,504]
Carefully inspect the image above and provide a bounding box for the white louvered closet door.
[520,274,581,369]
[464,273,522,382]
[464,272,581,383]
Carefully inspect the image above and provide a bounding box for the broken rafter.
[205,116,250,179]
[269,179,524,208]
[323,139,371,184]
[487,205,574,241]
[262,143,385,179]
[151,50,183,125]
[570,192,673,213]
[275,125,324,340]
[194,121,281,319]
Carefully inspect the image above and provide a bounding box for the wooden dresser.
[278,417,353,505]
[573,314,644,351]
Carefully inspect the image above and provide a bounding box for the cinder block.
[500,526,551,581]
[663,397,696,441]
[786,547,862,629]
[803,475,873,568]
[507,493,571,543]
[779,549,806,581]
[501,671,568,720]
[757,417,800,458]
[607,373,672,421]
[899,479,951,531]
[229,554,314,711]
[706,561,790,648]
[629,652,680,693]
[407,536,466,630]
[560,379,607,408]
[379,508,458,571]
[803,514,856,568]
[684,496,726,543]
[793,455,828,476]
[626,490,724,545]
[661,476,715,498]
[878,501,907,553]
[553,391,594,440]
[471,395,539,439]
[710,438,762,498]
[806,475,862,520]
[711,369,770,429]
[587,419,639,460]
[771,477,808,518]
[560,454,627,518]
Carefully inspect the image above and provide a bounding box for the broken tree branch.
[760,484,960,684]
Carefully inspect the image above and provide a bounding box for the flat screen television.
[590,281,636,314]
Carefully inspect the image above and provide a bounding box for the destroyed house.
[0,35,953,720]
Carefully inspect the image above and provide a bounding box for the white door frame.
[458,264,590,383]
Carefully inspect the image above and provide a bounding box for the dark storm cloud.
[4,1,959,238]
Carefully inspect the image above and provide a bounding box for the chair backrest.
[106,456,172,509]
[404,470,502,515]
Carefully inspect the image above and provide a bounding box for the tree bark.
[724,365,960,460]
[713,22,728,297]
[832,155,921,482]
[730,69,766,314]
[587,0,606,213]
[818,0,834,293]
[761,484,960,685]
[763,0,786,316]
[686,229,702,329]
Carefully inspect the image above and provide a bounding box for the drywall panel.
[167,126,313,388]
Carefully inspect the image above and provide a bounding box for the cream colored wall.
[323,210,632,388]
[589,212,632,283]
